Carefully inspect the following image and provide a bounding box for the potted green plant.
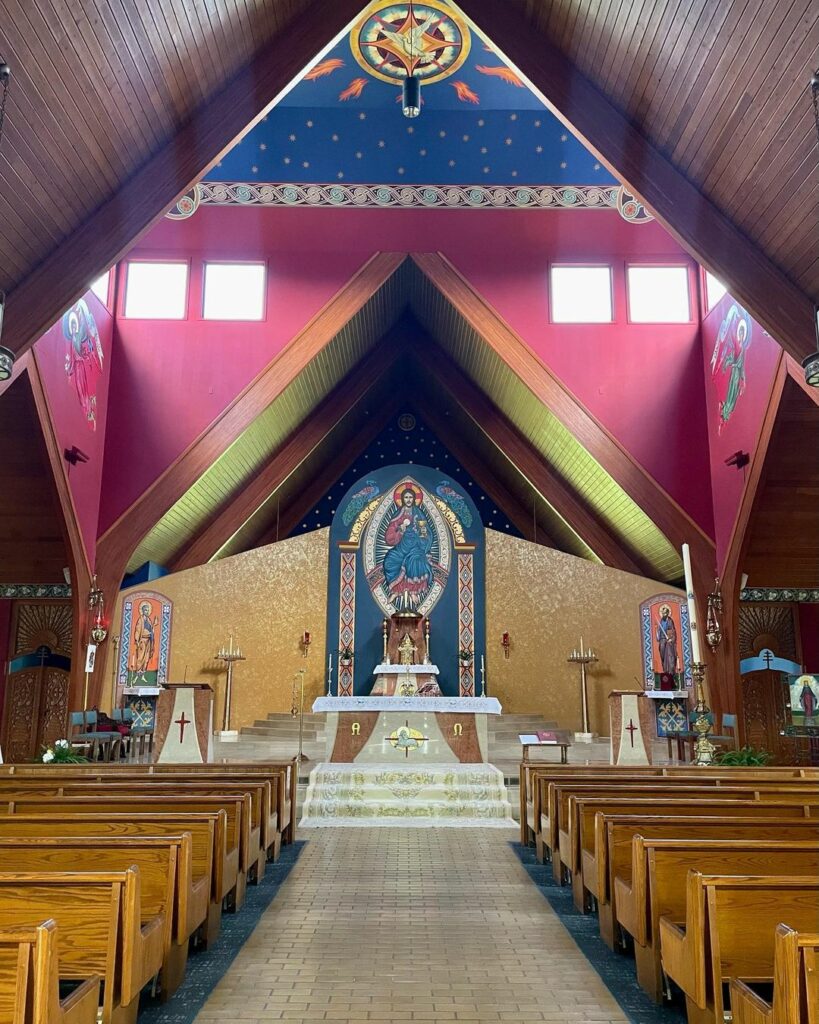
[339,646,354,667]
[35,738,89,764]
[458,648,473,666]
[715,745,771,766]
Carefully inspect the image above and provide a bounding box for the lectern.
[154,683,213,763]
[608,690,654,765]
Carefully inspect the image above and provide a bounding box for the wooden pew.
[0,837,195,998]
[591,814,819,950]
[571,796,817,912]
[0,813,218,946]
[1,760,298,847]
[0,794,245,909]
[614,838,819,1002]
[519,763,819,846]
[731,925,819,1024]
[0,920,99,1024]
[0,869,165,1024]
[659,873,819,1024]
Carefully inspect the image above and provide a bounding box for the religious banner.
[328,464,485,698]
[786,674,819,735]
[639,593,693,691]
[118,591,173,689]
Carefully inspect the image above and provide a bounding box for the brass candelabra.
[568,637,598,740]
[691,661,716,766]
[215,635,245,733]
[290,668,309,762]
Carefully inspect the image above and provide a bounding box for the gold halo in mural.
[351,1,471,86]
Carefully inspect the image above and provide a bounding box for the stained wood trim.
[96,252,405,581]
[414,333,651,576]
[454,0,816,366]
[412,252,715,570]
[171,336,408,571]
[785,354,819,407]
[1,0,365,360]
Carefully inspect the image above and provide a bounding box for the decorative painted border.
[639,594,693,690]
[740,588,819,603]
[174,181,651,221]
[457,553,475,697]
[338,552,356,697]
[0,584,72,599]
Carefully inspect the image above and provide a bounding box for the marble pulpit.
[154,683,214,763]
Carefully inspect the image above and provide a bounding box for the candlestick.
[691,661,716,765]
[480,654,486,697]
[215,633,246,734]
[327,652,333,696]
[568,638,598,740]
[681,543,702,662]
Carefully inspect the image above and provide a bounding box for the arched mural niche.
[327,465,485,697]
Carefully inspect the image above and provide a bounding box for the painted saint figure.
[62,299,103,430]
[711,303,752,433]
[656,604,679,678]
[383,484,434,610]
[132,602,158,681]
[798,675,817,723]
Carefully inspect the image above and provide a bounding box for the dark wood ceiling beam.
[1,0,365,361]
[170,336,409,571]
[414,335,651,576]
[455,0,817,364]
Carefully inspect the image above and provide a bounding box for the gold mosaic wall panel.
[484,531,684,735]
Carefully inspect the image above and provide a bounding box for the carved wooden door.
[741,669,789,761]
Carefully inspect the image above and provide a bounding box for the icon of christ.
[383,484,434,610]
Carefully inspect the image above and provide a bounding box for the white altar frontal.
[302,695,514,829]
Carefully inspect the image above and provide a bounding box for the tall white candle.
[681,543,702,662]
[481,654,485,673]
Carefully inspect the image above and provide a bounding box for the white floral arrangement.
[36,738,88,764]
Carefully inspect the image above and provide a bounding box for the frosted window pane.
[704,270,727,312]
[90,271,110,305]
[203,263,266,321]
[551,266,613,323]
[125,262,188,319]
[628,266,690,322]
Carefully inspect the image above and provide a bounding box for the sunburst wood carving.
[738,603,797,661]
[14,602,73,657]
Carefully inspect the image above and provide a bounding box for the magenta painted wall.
[798,604,819,673]
[33,288,114,567]
[100,205,712,538]
[700,292,782,571]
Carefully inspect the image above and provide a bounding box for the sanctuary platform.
[312,695,502,763]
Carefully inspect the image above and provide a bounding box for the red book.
[537,730,558,742]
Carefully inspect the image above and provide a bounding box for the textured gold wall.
[104,527,681,736]
[104,530,330,730]
[485,532,684,734]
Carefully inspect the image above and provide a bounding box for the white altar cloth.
[312,695,502,714]
[372,663,440,676]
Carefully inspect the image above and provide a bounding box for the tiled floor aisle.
[195,829,628,1023]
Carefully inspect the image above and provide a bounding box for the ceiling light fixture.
[805,69,819,389]
[402,1,421,118]
[0,61,12,382]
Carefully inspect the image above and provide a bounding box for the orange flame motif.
[475,65,524,87]
[304,58,344,81]
[339,77,368,101]
[451,81,479,104]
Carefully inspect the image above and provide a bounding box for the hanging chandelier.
[0,60,12,382]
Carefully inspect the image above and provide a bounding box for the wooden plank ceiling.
[742,377,819,588]
[493,0,819,302]
[0,0,816,368]
[0,374,68,584]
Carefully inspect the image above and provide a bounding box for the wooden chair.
[731,924,819,1024]
[659,873,819,1024]
[0,869,165,1024]
[0,919,99,1024]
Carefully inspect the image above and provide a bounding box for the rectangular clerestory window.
[550,265,614,323]
[202,261,267,321]
[627,265,691,322]
[123,260,189,319]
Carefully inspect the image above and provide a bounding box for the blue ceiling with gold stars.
[207,0,616,188]
[289,412,522,538]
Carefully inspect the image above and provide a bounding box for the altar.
[312,694,502,763]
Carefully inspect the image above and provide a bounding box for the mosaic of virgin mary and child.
[383,484,435,610]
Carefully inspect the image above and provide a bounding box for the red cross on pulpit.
[174,711,191,744]
[625,719,638,747]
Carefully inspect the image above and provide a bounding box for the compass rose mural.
[328,463,485,697]
[350,1,470,86]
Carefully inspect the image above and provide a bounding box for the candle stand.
[290,668,309,762]
[215,635,245,741]
[568,638,598,741]
[691,661,717,766]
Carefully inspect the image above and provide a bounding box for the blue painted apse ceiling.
[289,414,522,539]
[207,0,616,188]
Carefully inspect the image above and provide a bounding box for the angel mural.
[710,302,752,433]
[62,298,103,430]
